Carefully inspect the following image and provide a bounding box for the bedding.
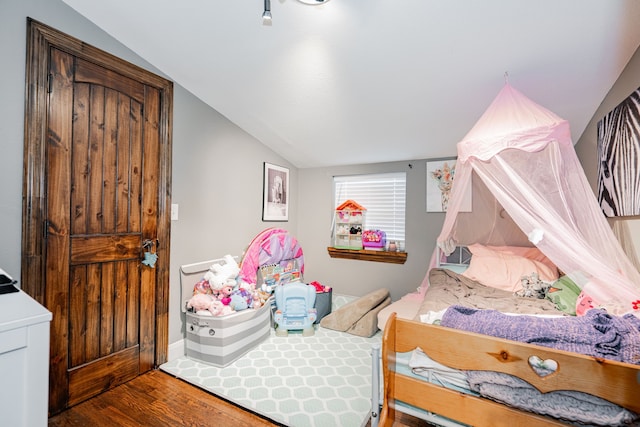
[441,305,640,364]
[376,295,422,331]
[376,313,640,427]
[408,347,640,427]
[417,268,560,317]
[374,265,640,426]
[466,370,640,426]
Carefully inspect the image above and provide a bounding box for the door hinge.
[47,73,53,93]
[43,220,49,240]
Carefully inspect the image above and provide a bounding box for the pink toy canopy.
[238,228,304,285]
[437,83,640,316]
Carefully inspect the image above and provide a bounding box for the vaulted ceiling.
[62,0,640,168]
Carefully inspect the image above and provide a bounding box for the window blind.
[333,172,406,244]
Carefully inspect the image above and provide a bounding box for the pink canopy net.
[435,83,640,316]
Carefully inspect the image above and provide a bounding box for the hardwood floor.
[48,369,280,427]
[48,369,431,427]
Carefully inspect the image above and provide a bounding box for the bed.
[369,83,640,426]
[375,312,640,427]
[371,246,640,427]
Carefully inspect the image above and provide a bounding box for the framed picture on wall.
[597,86,640,217]
[262,162,289,221]
[426,157,472,213]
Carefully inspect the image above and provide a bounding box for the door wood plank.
[67,347,140,407]
[113,261,128,352]
[69,265,88,368]
[129,100,143,232]
[71,83,90,235]
[116,93,132,234]
[100,262,115,358]
[87,85,105,234]
[126,260,140,347]
[103,88,119,233]
[139,86,160,372]
[46,47,74,413]
[85,264,102,361]
[75,58,145,103]
[70,234,141,264]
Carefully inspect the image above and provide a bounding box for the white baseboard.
[167,339,185,362]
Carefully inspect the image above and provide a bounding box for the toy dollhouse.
[333,200,366,249]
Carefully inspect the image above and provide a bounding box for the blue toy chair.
[274,282,317,336]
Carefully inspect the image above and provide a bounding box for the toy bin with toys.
[180,256,272,367]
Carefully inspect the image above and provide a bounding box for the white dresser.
[0,288,52,427]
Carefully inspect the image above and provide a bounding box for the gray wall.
[574,42,640,267]
[575,43,640,191]
[298,162,445,303]
[0,0,297,346]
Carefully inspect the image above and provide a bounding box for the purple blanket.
[441,306,640,365]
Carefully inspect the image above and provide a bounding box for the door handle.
[142,239,159,250]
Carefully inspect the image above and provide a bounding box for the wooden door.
[22,19,173,415]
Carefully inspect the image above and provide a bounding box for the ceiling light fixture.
[262,0,272,23]
[262,0,329,23]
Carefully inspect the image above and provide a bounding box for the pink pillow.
[487,245,558,274]
[462,244,559,293]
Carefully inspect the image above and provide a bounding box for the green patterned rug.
[160,295,381,427]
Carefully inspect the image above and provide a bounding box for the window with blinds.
[333,172,406,245]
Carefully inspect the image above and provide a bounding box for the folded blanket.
[441,305,640,364]
[466,370,640,426]
[409,347,471,392]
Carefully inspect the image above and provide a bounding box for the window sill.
[327,247,407,264]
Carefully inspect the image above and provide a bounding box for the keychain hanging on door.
[142,239,159,268]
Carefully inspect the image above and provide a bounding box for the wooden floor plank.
[48,369,428,427]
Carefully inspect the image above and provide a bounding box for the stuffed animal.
[576,289,598,316]
[186,293,215,315]
[516,272,551,299]
[187,293,212,311]
[202,270,225,292]
[209,255,240,286]
[229,288,253,311]
[252,289,271,309]
[208,299,234,317]
[219,284,234,306]
[193,278,213,295]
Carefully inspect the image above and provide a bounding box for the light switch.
[171,204,179,221]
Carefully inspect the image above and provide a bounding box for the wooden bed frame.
[377,313,640,427]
